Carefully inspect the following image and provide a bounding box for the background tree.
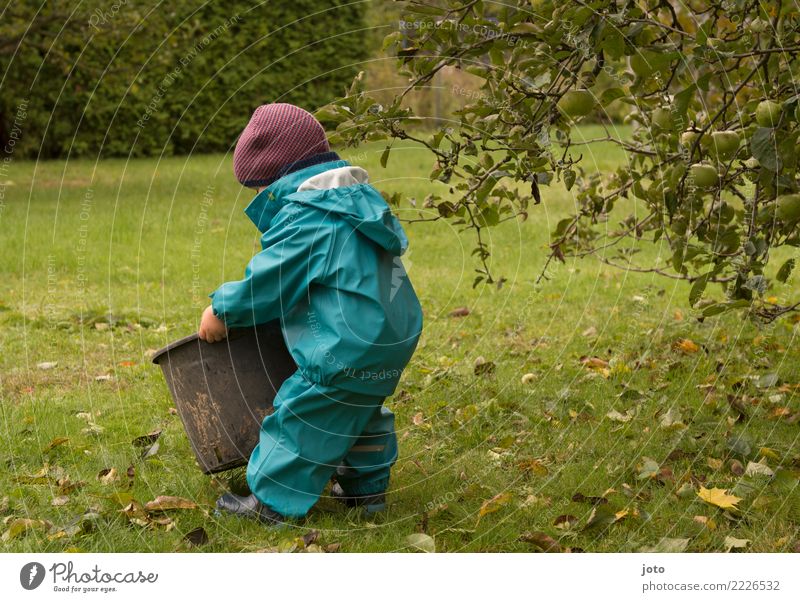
[320,0,800,322]
[0,1,365,158]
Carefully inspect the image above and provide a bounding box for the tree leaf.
[750,127,781,172]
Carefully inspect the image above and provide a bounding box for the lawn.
[1,125,799,552]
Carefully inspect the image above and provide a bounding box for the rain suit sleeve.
[209,206,331,328]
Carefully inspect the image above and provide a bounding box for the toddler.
[198,103,422,524]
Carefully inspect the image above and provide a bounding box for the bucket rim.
[151,332,200,364]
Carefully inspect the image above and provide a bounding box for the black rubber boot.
[215,493,286,525]
[330,482,386,514]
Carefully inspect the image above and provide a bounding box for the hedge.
[0,1,366,159]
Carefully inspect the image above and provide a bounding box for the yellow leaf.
[697,486,741,510]
[674,338,699,354]
[478,492,513,518]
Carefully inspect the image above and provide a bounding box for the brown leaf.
[132,429,163,447]
[57,478,84,495]
[553,514,578,527]
[448,306,470,318]
[473,357,496,376]
[97,468,118,485]
[184,527,209,546]
[51,495,70,507]
[571,492,608,505]
[126,464,136,480]
[729,459,744,476]
[302,530,320,547]
[324,542,341,553]
[144,495,197,512]
[519,531,562,552]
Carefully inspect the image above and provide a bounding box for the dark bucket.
[152,322,296,474]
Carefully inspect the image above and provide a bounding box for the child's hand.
[198,305,228,343]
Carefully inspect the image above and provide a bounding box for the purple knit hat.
[233,103,330,188]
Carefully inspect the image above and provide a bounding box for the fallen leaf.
[674,338,699,354]
[302,530,320,547]
[729,460,744,476]
[660,408,686,430]
[119,361,136,367]
[473,357,496,376]
[553,514,578,528]
[693,515,717,530]
[744,461,774,478]
[57,478,84,495]
[144,496,197,511]
[521,373,536,385]
[640,537,690,553]
[51,495,70,507]
[581,326,597,338]
[519,531,562,552]
[607,409,633,423]
[37,361,58,370]
[405,533,435,552]
[132,429,163,447]
[324,542,341,553]
[412,412,424,426]
[637,457,660,480]
[97,468,118,485]
[518,459,548,476]
[572,492,609,505]
[43,437,70,451]
[580,356,609,371]
[697,486,741,510]
[183,527,209,546]
[478,492,513,518]
[756,373,780,389]
[2,518,48,541]
[723,536,750,552]
[583,504,620,530]
[448,307,470,317]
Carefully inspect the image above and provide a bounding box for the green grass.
[1,125,799,552]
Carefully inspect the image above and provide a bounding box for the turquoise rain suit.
[210,154,423,518]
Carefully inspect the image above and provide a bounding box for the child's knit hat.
[233,103,330,188]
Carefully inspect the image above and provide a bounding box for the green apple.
[689,163,719,189]
[680,130,700,148]
[756,100,781,127]
[557,90,595,118]
[776,193,800,222]
[710,130,740,160]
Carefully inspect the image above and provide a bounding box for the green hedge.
[0,1,365,159]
